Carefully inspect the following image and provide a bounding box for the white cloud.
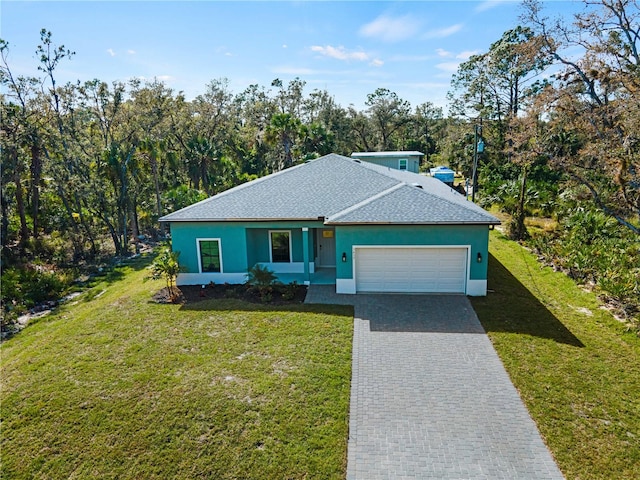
[215,46,232,57]
[424,24,463,39]
[215,47,233,57]
[127,49,136,55]
[282,44,288,49]
[435,62,462,73]
[156,75,174,82]
[107,48,116,57]
[359,14,421,42]
[432,49,478,63]
[370,58,384,67]
[475,1,513,13]
[311,45,370,62]
[456,50,479,60]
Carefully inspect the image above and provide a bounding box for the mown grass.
[472,231,640,480]
[1,260,353,479]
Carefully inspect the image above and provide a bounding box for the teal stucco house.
[159,153,500,295]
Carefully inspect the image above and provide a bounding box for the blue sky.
[2,1,583,111]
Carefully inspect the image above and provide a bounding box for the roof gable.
[327,183,498,224]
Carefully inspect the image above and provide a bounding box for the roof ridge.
[351,158,408,180]
[327,183,405,222]
[328,183,500,225]
[400,181,499,222]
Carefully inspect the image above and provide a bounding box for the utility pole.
[471,124,484,203]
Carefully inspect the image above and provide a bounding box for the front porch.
[248,225,337,286]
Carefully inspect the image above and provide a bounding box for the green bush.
[245,264,279,302]
[281,281,299,301]
[246,264,278,289]
[528,208,639,329]
[1,267,68,309]
[478,161,561,217]
[162,186,208,214]
[1,266,71,333]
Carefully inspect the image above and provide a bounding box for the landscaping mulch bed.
[153,283,308,305]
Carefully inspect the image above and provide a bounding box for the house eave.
[160,217,501,226]
[324,220,501,226]
[159,217,325,223]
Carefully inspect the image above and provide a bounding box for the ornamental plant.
[146,247,182,301]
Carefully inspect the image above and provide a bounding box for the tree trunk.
[508,163,530,241]
[130,195,139,241]
[14,169,29,252]
[57,185,84,261]
[150,155,163,219]
[77,196,98,258]
[1,189,10,252]
[103,215,121,256]
[30,144,42,238]
[283,136,293,169]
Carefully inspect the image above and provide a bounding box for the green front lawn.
[1,259,353,479]
[472,231,640,480]
[4,235,639,479]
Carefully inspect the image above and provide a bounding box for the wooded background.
[2,0,638,328]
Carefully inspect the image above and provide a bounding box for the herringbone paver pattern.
[305,286,564,479]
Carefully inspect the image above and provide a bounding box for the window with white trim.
[198,239,222,272]
[269,230,291,263]
[398,158,408,170]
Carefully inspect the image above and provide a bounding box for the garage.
[355,247,468,293]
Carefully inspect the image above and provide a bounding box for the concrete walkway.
[305,285,564,479]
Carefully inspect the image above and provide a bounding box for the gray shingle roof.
[327,184,496,224]
[159,153,500,225]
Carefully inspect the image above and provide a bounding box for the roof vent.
[353,159,361,163]
[411,183,424,189]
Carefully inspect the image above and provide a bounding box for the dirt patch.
[152,283,308,305]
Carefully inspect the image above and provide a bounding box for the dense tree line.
[448,0,639,321]
[1,0,638,328]
[449,0,639,240]
[1,32,445,264]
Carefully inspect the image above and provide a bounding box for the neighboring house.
[159,153,500,296]
[351,151,423,173]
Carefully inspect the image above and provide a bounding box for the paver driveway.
[305,285,564,480]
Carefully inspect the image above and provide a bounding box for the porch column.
[302,227,311,285]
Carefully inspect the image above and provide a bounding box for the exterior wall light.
[477,252,483,263]
[342,252,347,263]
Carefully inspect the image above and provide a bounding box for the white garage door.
[355,247,468,293]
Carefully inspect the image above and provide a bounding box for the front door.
[317,228,336,267]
